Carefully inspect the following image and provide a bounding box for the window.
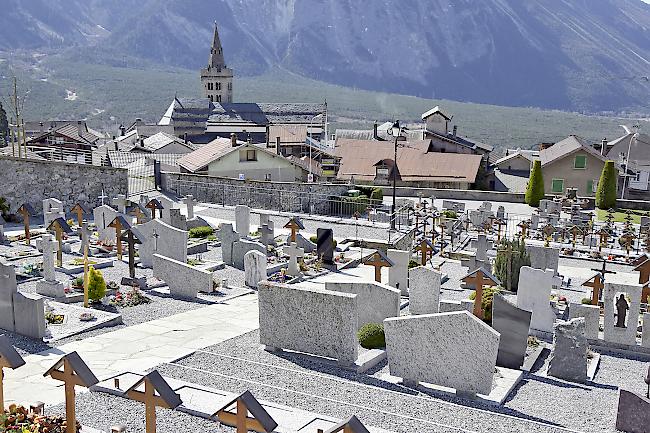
[264,173,272,181]
[208,95,213,102]
[228,83,232,91]
[216,82,221,91]
[587,179,597,194]
[574,155,587,169]
[246,150,257,161]
[216,95,221,102]
[552,178,564,193]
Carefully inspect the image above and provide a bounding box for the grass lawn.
[595,209,649,224]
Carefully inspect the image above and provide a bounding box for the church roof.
[208,23,226,69]
[208,103,326,125]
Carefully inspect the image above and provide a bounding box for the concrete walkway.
[4,293,259,408]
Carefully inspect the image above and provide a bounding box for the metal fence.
[127,159,159,196]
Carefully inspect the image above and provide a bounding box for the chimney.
[276,136,281,155]
[135,118,143,126]
[77,120,84,135]
[230,133,237,147]
[452,125,458,138]
[183,132,188,144]
[119,124,126,136]
[373,122,379,140]
[601,138,608,156]
[140,138,145,148]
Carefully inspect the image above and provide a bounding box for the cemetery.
[1,191,650,433]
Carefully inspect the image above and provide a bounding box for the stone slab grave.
[547,318,588,383]
[235,205,251,237]
[0,261,46,339]
[603,282,642,346]
[217,223,239,266]
[492,294,532,370]
[153,253,212,298]
[517,266,562,334]
[260,222,275,247]
[136,218,188,268]
[43,302,122,342]
[94,372,394,433]
[439,299,474,313]
[383,311,502,398]
[157,195,177,225]
[244,250,267,289]
[259,281,359,366]
[233,239,266,270]
[408,266,441,315]
[93,204,120,244]
[569,303,601,340]
[526,245,560,274]
[616,389,650,433]
[323,281,400,329]
[386,249,409,296]
[316,228,334,264]
[35,233,65,299]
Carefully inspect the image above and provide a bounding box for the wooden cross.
[620,232,636,256]
[493,218,507,242]
[0,336,26,411]
[417,239,434,266]
[48,218,72,267]
[126,371,182,433]
[212,391,278,433]
[595,227,610,252]
[131,206,146,224]
[461,269,499,319]
[145,199,163,220]
[583,273,604,305]
[44,352,99,433]
[317,415,369,433]
[634,259,650,304]
[17,203,34,245]
[121,229,142,279]
[363,251,393,283]
[569,225,583,248]
[518,220,530,239]
[108,216,130,261]
[284,217,303,243]
[71,203,87,228]
[542,224,555,247]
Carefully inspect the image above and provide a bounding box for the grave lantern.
[212,390,278,433]
[125,370,182,433]
[0,335,26,411]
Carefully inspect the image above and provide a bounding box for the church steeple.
[209,22,226,69]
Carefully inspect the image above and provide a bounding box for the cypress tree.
[525,160,545,207]
[596,161,617,209]
[0,102,8,146]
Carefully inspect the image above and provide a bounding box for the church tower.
[200,23,233,103]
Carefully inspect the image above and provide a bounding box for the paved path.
[4,293,259,408]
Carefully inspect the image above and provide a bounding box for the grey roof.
[125,370,182,409]
[212,390,278,433]
[284,217,305,230]
[492,169,530,193]
[107,151,184,169]
[0,335,26,369]
[43,352,99,388]
[208,103,326,125]
[48,217,73,234]
[540,135,605,166]
[324,415,371,433]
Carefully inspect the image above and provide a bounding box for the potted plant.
[71,277,84,291]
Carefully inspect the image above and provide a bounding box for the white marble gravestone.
[35,234,65,298]
[387,249,410,296]
[136,219,188,268]
[517,266,561,333]
[0,262,17,332]
[408,266,441,315]
[93,204,119,243]
[285,242,304,277]
[235,205,251,237]
[217,223,240,266]
[244,250,267,289]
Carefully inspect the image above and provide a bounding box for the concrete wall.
[324,281,400,329]
[206,146,305,182]
[0,156,128,214]
[542,150,607,197]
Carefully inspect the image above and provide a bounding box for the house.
[26,121,103,151]
[125,132,196,155]
[178,135,315,182]
[487,149,539,193]
[604,126,650,195]
[335,138,483,189]
[540,135,615,197]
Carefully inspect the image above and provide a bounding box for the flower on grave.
[79,312,95,322]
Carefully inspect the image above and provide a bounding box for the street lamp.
[387,120,405,230]
[307,113,324,182]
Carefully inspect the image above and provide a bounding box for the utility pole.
[11,77,22,159]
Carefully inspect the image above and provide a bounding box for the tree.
[0,102,8,146]
[596,161,617,209]
[525,160,545,207]
[87,266,107,302]
[493,238,530,292]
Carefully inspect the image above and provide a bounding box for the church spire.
[209,22,226,69]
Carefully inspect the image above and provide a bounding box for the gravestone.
[496,206,505,219]
[235,205,251,237]
[517,266,561,333]
[0,262,17,332]
[492,294,532,369]
[112,195,128,214]
[35,234,65,298]
[157,195,176,225]
[324,281,400,329]
[603,282,642,346]
[439,299,474,313]
[13,292,46,339]
[530,214,539,230]
[136,219,188,268]
[182,195,197,220]
[217,223,240,266]
[387,249,409,295]
[285,242,304,276]
[244,250,267,289]
[168,208,188,231]
[232,239,266,270]
[260,223,275,247]
[384,311,499,396]
[408,266,441,314]
[316,228,335,264]
[643,313,650,348]
[442,200,465,212]
[0,225,4,244]
[471,234,493,262]
[287,233,316,253]
[93,205,119,244]
[43,198,65,229]
[526,245,560,273]
[547,318,588,383]
[615,389,650,433]
[568,303,600,340]
[259,213,270,227]
[153,254,210,298]
[78,222,91,255]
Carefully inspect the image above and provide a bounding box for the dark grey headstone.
[547,318,588,383]
[492,294,531,369]
[316,228,334,264]
[616,389,650,433]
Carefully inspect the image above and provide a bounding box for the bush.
[87,266,106,302]
[442,209,458,219]
[408,259,419,269]
[581,297,592,304]
[492,238,530,292]
[525,160,544,207]
[309,235,337,248]
[357,323,386,349]
[469,286,501,323]
[596,161,617,210]
[189,226,214,238]
[369,188,383,203]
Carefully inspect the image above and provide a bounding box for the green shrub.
[87,266,106,302]
[408,259,419,269]
[492,238,530,292]
[369,188,383,203]
[442,209,458,219]
[581,297,592,304]
[469,286,501,323]
[596,161,618,210]
[525,160,544,207]
[189,226,214,238]
[72,277,84,287]
[309,235,336,248]
[357,323,386,349]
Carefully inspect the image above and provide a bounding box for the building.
[540,135,615,197]
[178,135,314,182]
[200,23,233,103]
[487,149,539,193]
[604,126,650,195]
[25,121,103,151]
[335,138,483,189]
[126,132,196,154]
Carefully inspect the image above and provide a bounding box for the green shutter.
[587,179,593,194]
[552,179,564,193]
[574,155,587,169]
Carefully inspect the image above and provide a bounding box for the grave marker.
[182,195,197,220]
[17,203,35,245]
[634,258,650,304]
[126,371,182,433]
[284,217,304,243]
[583,273,604,306]
[320,415,370,433]
[362,250,393,283]
[316,228,335,264]
[492,294,531,369]
[112,194,128,214]
[462,268,500,319]
[48,217,73,267]
[416,239,434,266]
[121,228,143,280]
[212,390,278,433]
[285,242,305,277]
[36,234,65,298]
[235,205,251,236]
[259,223,274,247]
[71,203,89,228]
[108,216,131,261]
[0,335,25,410]
[217,223,240,266]
[145,199,164,220]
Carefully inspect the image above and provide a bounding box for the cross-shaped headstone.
[40,234,58,282]
[129,205,147,224]
[121,229,143,279]
[98,188,108,206]
[285,242,304,276]
[493,218,507,242]
[416,238,434,266]
[284,217,304,243]
[217,223,240,265]
[462,268,500,319]
[152,229,159,253]
[259,223,274,247]
[182,195,197,220]
[44,352,99,433]
[145,199,164,220]
[471,234,493,262]
[362,250,393,283]
[212,390,278,433]
[125,371,182,433]
[108,216,131,261]
[583,273,604,305]
[112,194,128,214]
[0,336,25,410]
[17,203,35,245]
[48,218,72,267]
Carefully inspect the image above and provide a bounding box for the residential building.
[178,135,314,182]
[335,138,483,189]
[26,121,103,151]
[200,23,233,103]
[604,126,650,195]
[127,132,196,154]
[540,135,615,197]
[487,149,539,193]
